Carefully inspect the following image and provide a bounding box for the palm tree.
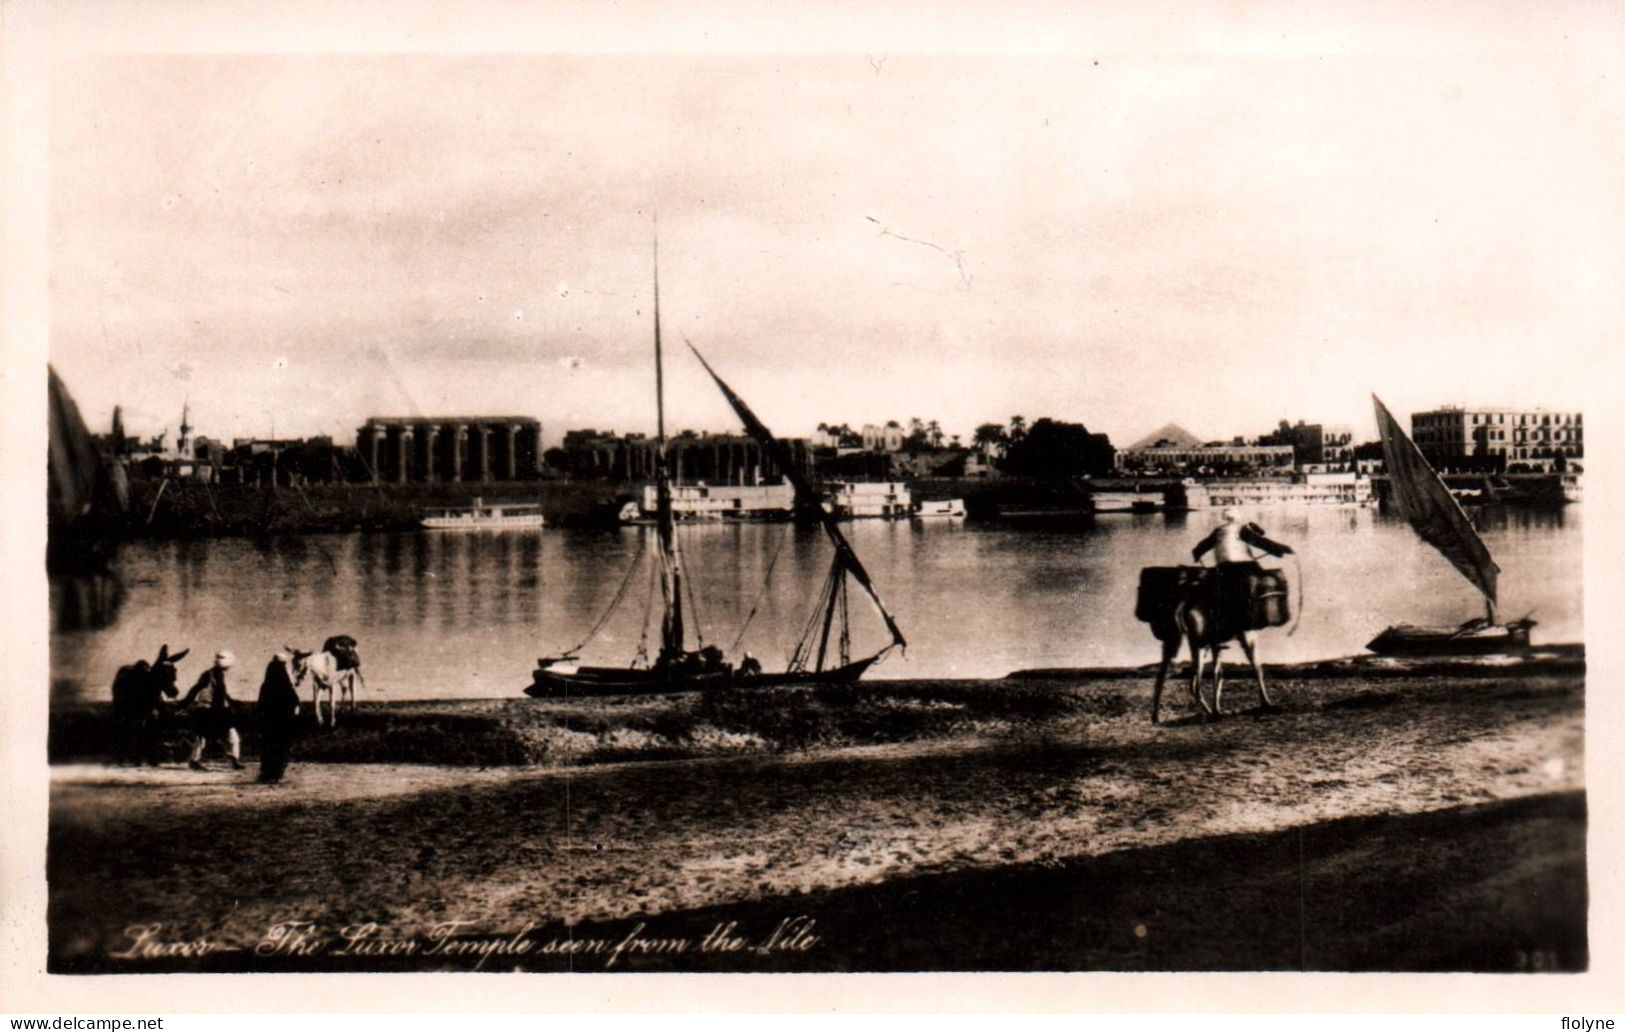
[927,419,943,449]
[1009,415,1027,442]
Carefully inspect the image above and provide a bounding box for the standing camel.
[1147,586,1273,725]
[290,636,365,728]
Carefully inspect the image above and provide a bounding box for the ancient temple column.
[368,426,382,483]
[506,424,521,480]
[397,428,412,484]
[451,423,466,482]
[478,426,492,482]
[424,424,440,483]
[524,424,542,476]
[491,424,506,481]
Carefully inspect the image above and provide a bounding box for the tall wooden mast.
[652,221,686,663]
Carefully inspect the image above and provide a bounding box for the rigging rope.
[729,524,791,655]
[681,526,707,647]
[563,532,648,656]
[791,560,841,672]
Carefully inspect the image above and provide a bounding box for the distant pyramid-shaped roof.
[1125,423,1202,451]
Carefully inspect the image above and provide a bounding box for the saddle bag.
[1135,564,1290,631]
[1214,563,1291,632]
[1245,567,1291,629]
[1134,566,1211,623]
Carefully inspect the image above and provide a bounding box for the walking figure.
[179,650,244,770]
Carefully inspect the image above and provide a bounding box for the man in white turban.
[178,650,243,770]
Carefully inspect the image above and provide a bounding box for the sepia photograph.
[7,0,1622,1011]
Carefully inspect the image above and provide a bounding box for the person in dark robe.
[257,651,302,784]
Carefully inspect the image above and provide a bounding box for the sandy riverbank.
[47,661,1585,972]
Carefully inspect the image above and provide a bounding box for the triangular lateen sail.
[687,342,908,652]
[1371,394,1499,612]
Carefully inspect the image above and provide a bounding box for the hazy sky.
[49,40,1620,449]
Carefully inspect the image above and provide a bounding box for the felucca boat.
[1366,394,1534,655]
[525,246,906,697]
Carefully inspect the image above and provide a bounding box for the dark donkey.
[111,644,190,764]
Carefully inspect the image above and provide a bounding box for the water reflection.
[50,506,1583,702]
[1465,504,1568,533]
[49,570,125,633]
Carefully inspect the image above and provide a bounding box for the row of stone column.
[575,438,813,484]
[358,422,541,484]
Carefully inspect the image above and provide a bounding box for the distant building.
[123,402,217,481]
[357,416,543,483]
[1410,406,1583,471]
[552,429,810,484]
[1129,442,1294,472]
[1259,420,1354,468]
[860,423,905,452]
[1118,428,1294,473]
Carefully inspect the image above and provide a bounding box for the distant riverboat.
[420,498,545,530]
[1177,472,1373,510]
[824,481,912,519]
[620,481,796,524]
[911,498,967,519]
[1089,488,1166,514]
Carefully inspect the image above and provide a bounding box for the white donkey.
[290,635,367,728]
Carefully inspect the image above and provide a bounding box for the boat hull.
[734,656,879,687]
[912,499,966,519]
[1365,620,1535,656]
[420,515,545,530]
[524,656,878,698]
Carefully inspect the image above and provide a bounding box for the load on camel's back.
[1135,560,1292,725]
[292,634,367,728]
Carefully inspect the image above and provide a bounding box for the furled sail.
[1372,395,1499,612]
[687,343,907,651]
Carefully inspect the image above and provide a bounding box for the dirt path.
[48,673,1583,971]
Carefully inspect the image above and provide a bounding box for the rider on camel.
[1192,509,1294,635]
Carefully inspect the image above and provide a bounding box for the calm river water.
[51,505,1583,702]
